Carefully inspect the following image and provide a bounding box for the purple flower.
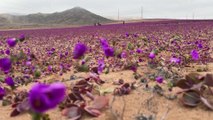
[29,82,66,113]
[59,53,64,59]
[197,43,202,49]
[7,38,17,47]
[103,47,114,57]
[5,49,10,55]
[81,59,86,65]
[121,52,127,58]
[130,50,134,55]
[51,48,55,52]
[5,76,15,87]
[134,34,138,37]
[73,43,87,59]
[0,87,5,100]
[98,59,105,73]
[149,52,155,59]
[100,38,109,48]
[65,51,68,56]
[156,76,163,83]
[100,39,114,57]
[48,66,52,71]
[26,61,31,66]
[136,49,142,53]
[190,50,199,60]
[130,65,137,72]
[170,57,181,64]
[59,72,63,76]
[0,57,12,72]
[0,50,4,54]
[47,51,54,55]
[19,34,25,42]
[59,64,64,70]
[125,32,129,37]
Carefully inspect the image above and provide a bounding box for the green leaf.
[152,49,159,54]
[41,114,51,120]
[77,64,89,72]
[114,49,122,57]
[167,81,174,88]
[175,79,193,89]
[204,74,213,87]
[31,112,42,120]
[0,77,4,82]
[105,67,109,74]
[34,70,41,78]
[128,43,134,50]
[181,90,201,107]
[2,99,12,106]
[85,56,92,62]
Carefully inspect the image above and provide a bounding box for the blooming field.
[0,20,213,120]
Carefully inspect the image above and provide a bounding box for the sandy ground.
[0,61,213,120]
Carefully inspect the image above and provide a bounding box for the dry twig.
[160,105,171,120]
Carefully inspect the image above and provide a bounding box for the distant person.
[97,22,102,26]
[123,21,125,24]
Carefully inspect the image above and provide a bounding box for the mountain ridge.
[0,7,114,27]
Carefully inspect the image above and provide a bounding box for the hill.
[0,7,114,28]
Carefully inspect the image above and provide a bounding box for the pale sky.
[0,0,212,19]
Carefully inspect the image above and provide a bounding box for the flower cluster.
[100,38,114,57]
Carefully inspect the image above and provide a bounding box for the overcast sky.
[0,0,212,19]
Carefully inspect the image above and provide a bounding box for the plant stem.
[160,105,171,120]
[32,112,42,120]
[121,96,126,120]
